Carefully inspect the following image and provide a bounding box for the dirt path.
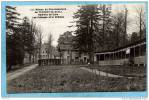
[81,67,123,78]
[7,64,38,81]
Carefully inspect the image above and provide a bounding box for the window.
[75,57,79,60]
[100,54,104,60]
[96,55,99,61]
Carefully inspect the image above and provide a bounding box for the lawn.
[85,64,146,77]
[7,65,146,93]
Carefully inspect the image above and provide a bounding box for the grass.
[7,65,146,93]
[85,64,146,77]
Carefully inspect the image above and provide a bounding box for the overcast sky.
[16,3,146,47]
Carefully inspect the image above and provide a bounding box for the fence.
[38,59,61,66]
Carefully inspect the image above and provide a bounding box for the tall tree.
[98,4,112,51]
[6,6,43,70]
[34,25,43,60]
[131,32,140,43]
[6,6,23,70]
[21,17,36,62]
[112,8,129,48]
[136,6,146,40]
[73,5,102,63]
[47,33,53,58]
[124,7,128,46]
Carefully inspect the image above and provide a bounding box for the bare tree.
[135,5,146,40]
[47,33,53,59]
[35,25,43,60]
[112,6,129,48]
[124,5,128,46]
[112,12,124,47]
[99,4,112,50]
[29,19,37,62]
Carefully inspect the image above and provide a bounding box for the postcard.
[1,1,148,97]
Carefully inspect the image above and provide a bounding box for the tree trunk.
[7,64,12,71]
[89,52,94,64]
[102,5,106,50]
[29,54,32,63]
[124,8,128,46]
[33,54,34,63]
[139,11,142,40]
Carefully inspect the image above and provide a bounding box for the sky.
[16,3,146,47]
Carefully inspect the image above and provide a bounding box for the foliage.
[131,32,140,43]
[73,4,113,63]
[6,6,41,70]
[73,5,101,52]
[72,4,131,53]
[112,10,129,48]
[21,17,37,62]
[98,4,113,51]
[6,6,24,70]
[135,6,146,40]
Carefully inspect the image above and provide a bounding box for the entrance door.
[67,55,70,64]
[84,57,87,63]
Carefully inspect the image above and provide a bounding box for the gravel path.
[7,64,38,81]
[81,67,123,78]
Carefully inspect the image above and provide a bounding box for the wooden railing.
[38,59,61,66]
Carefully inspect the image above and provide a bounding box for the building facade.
[39,43,59,59]
[58,31,89,64]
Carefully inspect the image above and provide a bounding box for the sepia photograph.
[1,1,147,97]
